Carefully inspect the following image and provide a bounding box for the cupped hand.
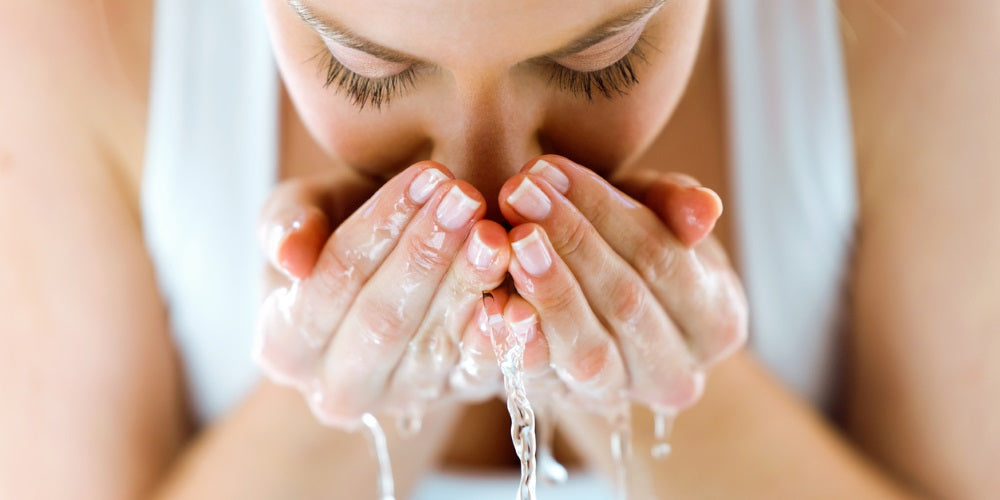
[253,162,511,428]
[495,155,749,413]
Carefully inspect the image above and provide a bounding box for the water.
[535,405,568,485]
[483,292,538,500]
[361,413,396,500]
[608,405,633,500]
[652,409,677,459]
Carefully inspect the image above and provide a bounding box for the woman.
[1,0,997,498]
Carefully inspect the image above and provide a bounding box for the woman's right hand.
[253,162,511,429]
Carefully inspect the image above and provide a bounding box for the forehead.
[311,0,644,66]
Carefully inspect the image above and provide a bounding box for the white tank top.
[143,0,856,433]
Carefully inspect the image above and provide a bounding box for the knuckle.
[404,233,452,273]
[409,326,459,372]
[450,265,489,304]
[529,279,578,312]
[703,277,750,363]
[607,277,649,329]
[314,245,357,294]
[568,341,615,385]
[353,298,408,346]
[634,233,679,284]
[553,216,593,259]
[253,294,315,386]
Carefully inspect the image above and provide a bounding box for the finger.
[500,177,704,408]
[387,220,510,407]
[314,181,486,424]
[449,290,556,398]
[254,170,375,384]
[256,168,375,279]
[506,224,628,408]
[287,162,452,348]
[503,294,566,403]
[450,286,510,399]
[254,276,318,390]
[507,156,747,367]
[254,163,451,386]
[502,293,553,379]
[614,169,723,247]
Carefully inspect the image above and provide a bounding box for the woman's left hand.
[487,155,749,412]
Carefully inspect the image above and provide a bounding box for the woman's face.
[264,0,708,200]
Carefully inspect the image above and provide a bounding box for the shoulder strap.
[719,0,858,409]
[141,0,278,423]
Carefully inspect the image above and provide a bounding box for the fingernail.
[506,178,551,220]
[512,228,551,276]
[466,229,498,270]
[436,185,481,230]
[409,168,449,204]
[528,159,570,194]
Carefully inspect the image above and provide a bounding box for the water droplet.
[536,405,568,485]
[361,413,395,500]
[652,409,677,460]
[609,404,632,500]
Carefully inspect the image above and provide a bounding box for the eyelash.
[315,49,419,110]
[315,36,649,110]
[544,37,650,101]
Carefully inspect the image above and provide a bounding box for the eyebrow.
[287,0,666,65]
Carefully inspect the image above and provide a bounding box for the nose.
[428,80,544,222]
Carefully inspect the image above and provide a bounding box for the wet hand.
[495,155,749,412]
[253,163,511,428]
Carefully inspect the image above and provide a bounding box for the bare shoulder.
[839,2,1000,498]
[841,1,999,172]
[0,0,153,193]
[0,2,184,498]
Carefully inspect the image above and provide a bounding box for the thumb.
[616,170,724,247]
[257,169,376,279]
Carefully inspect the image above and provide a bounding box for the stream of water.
[484,292,538,500]
[361,412,396,500]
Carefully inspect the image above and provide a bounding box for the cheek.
[263,0,429,176]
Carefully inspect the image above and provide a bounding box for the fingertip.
[673,186,723,247]
[503,295,539,343]
[466,220,510,271]
[695,186,724,219]
[650,181,724,247]
[508,222,544,242]
[275,207,330,279]
[497,174,530,226]
[410,160,455,179]
[475,286,511,338]
[524,158,571,194]
[523,154,581,175]
[407,162,453,204]
[434,180,487,231]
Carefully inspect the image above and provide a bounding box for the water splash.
[484,292,537,500]
[608,405,633,500]
[652,409,677,459]
[361,413,395,500]
[535,404,568,485]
